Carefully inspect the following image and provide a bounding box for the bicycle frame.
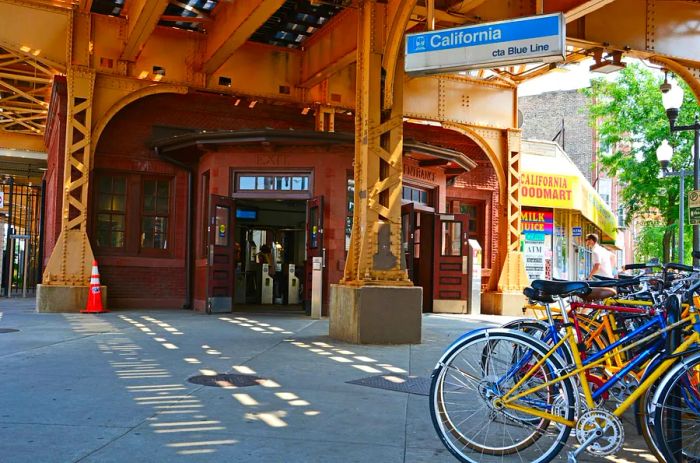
[499,304,700,428]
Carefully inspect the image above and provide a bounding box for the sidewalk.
[0,299,656,462]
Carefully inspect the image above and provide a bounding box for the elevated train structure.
[0,0,698,342]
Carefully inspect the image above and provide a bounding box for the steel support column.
[342,0,413,286]
[41,65,96,286]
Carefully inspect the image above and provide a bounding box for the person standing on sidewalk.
[585,233,614,279]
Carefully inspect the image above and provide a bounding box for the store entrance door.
[432,213,470,313]
[207,195,236,313]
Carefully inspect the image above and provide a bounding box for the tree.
[583,63,699,263]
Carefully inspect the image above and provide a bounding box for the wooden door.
[207,195,236,313]
[432,213,469,313]
[304,196,324,312]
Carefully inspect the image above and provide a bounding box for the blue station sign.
[405,13,565,75]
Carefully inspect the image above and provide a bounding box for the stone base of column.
[329,284,422,344]
[481,291,527,317]
[36,284,108,313]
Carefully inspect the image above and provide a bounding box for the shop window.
[95,175,126,248]
[141,179,170,250]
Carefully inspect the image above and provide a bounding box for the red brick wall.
[448,161,501,273]
[43,77,67,269]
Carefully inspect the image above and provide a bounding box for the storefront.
[520,140,618,282]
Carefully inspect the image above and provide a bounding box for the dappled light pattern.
[62,314,235,457]
[286,339,408,375]
[219,316,294,334]
[120,315,180,349]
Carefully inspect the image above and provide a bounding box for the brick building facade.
[519,90,596,182]
[44,91,502,312]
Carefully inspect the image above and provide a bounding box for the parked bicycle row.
[430,254,700,462]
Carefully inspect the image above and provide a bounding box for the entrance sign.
[405,13,565,75]
[689,190,700,225]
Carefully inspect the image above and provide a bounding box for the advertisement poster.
[522,208,553,281]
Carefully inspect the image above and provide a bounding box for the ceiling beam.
[78,0,93,13]
[203,0,285,76]
[564,0,617,22]
[299,8,357,88]
[120,0,170,62]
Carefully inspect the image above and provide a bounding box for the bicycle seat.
[582,286,617,301]
[531,280,591,298]
[523,286,555,303]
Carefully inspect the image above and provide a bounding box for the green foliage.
[583,63,700,261]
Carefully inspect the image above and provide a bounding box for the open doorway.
[233,199,306,313]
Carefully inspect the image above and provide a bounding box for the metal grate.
[347,374,430,396]
[188,373,264,388]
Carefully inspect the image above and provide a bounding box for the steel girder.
[202,0,286,76]
[120,0,170,62]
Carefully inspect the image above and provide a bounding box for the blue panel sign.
[405,13,565,75]
[572,226,582,237]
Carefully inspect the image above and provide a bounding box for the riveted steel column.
[343,0,413,286]
[41,65,96,286]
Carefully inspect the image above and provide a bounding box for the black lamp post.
[661,75,700,266]
[656,140,686,263]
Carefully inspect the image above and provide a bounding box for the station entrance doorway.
[205,195,322,314]
[402,204,472,313]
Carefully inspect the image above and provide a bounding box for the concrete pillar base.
[36,284,108,313]
[329,284,422,344]
[481,291,526,316]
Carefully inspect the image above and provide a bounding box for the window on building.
[402,185,430,206]
[95,175,127,248]
[237,174,310,192]
[141,179,170,250]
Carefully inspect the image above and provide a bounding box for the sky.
[518,57,663,97]
[518,59,596,96]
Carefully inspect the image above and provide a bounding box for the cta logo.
[415,36,426,51]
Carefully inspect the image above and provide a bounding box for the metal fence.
[1,178,43,297]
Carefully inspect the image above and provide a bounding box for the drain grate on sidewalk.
[347,374,431,396]
[0,328,19,333]
[188,373,264,388]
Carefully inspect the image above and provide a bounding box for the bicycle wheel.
[652,352,700,462]
[429,329,575,463]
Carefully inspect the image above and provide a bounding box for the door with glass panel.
[207,195,236,313]
[432,213,470,313]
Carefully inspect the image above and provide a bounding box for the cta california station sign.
[405,13,565,74]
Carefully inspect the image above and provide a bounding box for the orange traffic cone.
[82,260,108,313]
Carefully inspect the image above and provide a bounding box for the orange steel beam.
[564,0,617,22]
[0,131,45,151]
[78,0,93,13]
[120,0,170,62]
[299,8,358,89]
[202,0,285,76]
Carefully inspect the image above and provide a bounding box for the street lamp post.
[657,139,687,263]
[661,76,700,265]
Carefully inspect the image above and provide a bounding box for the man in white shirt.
[585,233,614,279]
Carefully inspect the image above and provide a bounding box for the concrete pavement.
[0,298,658,462]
